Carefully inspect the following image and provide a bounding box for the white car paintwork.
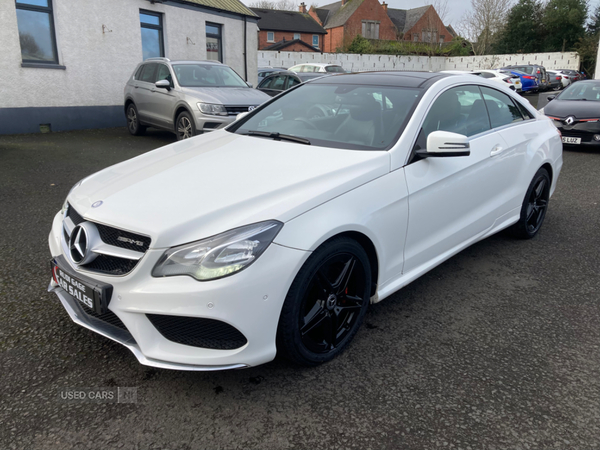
[48,74,563,370]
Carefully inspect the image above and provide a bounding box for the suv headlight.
[152,220,283,281]
[197,102,228,116]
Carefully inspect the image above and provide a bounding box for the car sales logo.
[564,116,575,126]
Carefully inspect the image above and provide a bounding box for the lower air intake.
[146,314,248,350]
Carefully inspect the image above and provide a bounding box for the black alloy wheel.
[277,238,371,366]
[176,111,196,141]
[510,168,551,239]
[126,104,146,136]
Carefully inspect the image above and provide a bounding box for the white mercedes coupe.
[48,72,562,370]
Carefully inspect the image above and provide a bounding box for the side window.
[515,101,534,120]
[413,86,491,154]
[156,64,173,86]
[140,63,157,83]
[287,76,301,88]
[268,75,286,90]
[134,65,144,80]
[258,77,271,89]
[424,86,491,137]
[480,86,523,128]
[479,72,495,79]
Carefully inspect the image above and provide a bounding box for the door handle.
[490,146,504,156]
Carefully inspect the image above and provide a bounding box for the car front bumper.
[48,210,310,370]
[193,113,236,133]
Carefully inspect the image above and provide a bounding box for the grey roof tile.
[252,8,326,33]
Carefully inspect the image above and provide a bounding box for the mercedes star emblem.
[68,222,100,265]
[92,201,103,208]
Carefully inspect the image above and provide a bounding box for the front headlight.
[197,102,228,116]
[152,220,283,281]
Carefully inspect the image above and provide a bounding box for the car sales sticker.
[54,267,95,309]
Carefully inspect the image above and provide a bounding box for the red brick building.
[252,6,327,51]
[309,0,397,52]
[386,4,453,43]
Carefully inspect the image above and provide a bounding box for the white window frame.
[294,33,301,40]
[267,31,275,42]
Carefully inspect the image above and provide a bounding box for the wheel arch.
[174,105,194,128]
[124,98,135,115]
[312,230,379,297]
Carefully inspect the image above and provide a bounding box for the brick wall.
[258,30,322,50]
[343,0,397,44]
[403,7,453,43]
[324,27,344,52]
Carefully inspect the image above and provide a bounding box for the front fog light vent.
[147,314,248,349]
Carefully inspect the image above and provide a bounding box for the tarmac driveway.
[1,127,599,450]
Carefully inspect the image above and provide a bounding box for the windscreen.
[228,83,422,150]
[173,64,247,88]
[558,83,600,101]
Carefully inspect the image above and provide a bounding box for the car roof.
[310,71,450,88]
[292,63,342,67]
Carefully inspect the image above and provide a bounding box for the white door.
[402,85,507,274]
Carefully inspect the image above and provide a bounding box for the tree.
[542,0,587,52]
[19,33,42,59]
[459,0,512,55]
[587,3,600,34]
[249,0,298,10]
[494,0,544,53]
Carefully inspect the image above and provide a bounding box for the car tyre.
[276,237,371,366]
[510,168,551,239]
[126,104,146,136]
[176,111,196,141]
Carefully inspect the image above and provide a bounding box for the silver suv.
[124,58,270,140]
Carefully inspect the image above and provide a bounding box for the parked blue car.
[500,69,539,93]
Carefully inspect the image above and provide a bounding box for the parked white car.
[48,72,562,370]
[441,70,522,92]
[288,63,346,73]
[550,70,574,89]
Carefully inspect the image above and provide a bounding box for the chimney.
[342,0,347,5]
[299,2,307,13]
[382,1,388,12]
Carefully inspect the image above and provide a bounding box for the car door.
[478,86,531,215]
[402,85,508,274]
[135,63,158,122]
[147,63,178,129]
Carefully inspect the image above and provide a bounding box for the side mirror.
[155,79,171,90]
[547,95,555,102]
[236,111,250,121]
[417,131,470,158]
[247,82,253,88]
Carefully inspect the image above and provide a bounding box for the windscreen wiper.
[245,130,311,145]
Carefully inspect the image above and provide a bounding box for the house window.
[422,30,437,43]
[439,35,445,43]
[267,31,275,42]
[361,21,379,39]
[294,33,300,40]
[312,35,319,47]
[206,22,222,62]
[413,33,418,42]
[15,0,59,64]
[140,10,164,60]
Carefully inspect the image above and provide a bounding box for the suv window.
[480,86,523,128]
[156,64,173,86]
[478,72,495,79]
[140,63,158,83]
[134,65,145,80]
